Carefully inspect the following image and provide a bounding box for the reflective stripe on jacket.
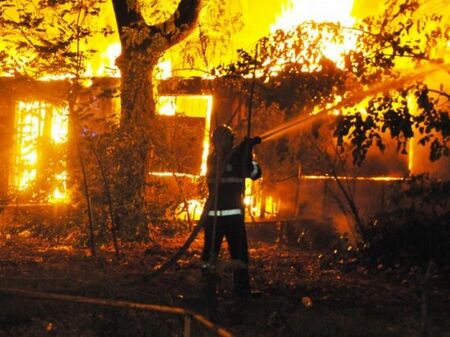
[207,141,260,211]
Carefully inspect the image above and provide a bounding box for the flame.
[13,101,69,202]
[406,93,419,173]
[49,172,68,203]
[244,178,279,219]
[100,43,122,77]
[269,0,357,69]
[155,60,173,80]
[149,172,199,179]
[156,96,177,116]
[174,179,279,221]
[301,175,406,181]
[154,94,213,176]
[50,105,69,143]
[244,178,260,217]
[271,0,355,31]
[200,96,213,176]
[14,101,43,190]
[176,198,205,221]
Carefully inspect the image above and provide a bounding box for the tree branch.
[112,0,202,54]
[428,89,450,100]
[111,0,143,36]
[152,0,202,50]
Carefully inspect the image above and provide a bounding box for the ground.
[0,226,449,337]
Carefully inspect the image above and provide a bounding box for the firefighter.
[201,124,262,297]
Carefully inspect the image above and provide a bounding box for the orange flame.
[13,101,69,203]
[269,0,357,69]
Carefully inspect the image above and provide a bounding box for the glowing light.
[271,0,355,31]
[14,101,45,190]
[265,196,279,217]
[104,43,121,77]
[156,95,213,176]
[200,96,213,176]
[269,0,357,69]
[155,60,173,80]
[51,105,69,143]
[244,179,259,218]
[49,172,68,203]
[156,96,177,116]
[301,175,406,181]
[13,101,69,202]
[149,172,199,179]
[407,93,419,173]
[175,199,206,221]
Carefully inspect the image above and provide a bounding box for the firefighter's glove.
[244,136,262,147]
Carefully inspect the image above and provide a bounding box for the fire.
[49,172,68,203]
[13,101,69,203]
[269,0,357,69]
[406,93,419,173]
[93,42,122,78]
[301,175,406,182]
[271,0,355,30]
[173,0,358,221]
[176,199,205,221]
[244,179,279,219]
[154,94,213,176]
[156,96,177,116]
[155,60,173,80]
[151,94,213,221]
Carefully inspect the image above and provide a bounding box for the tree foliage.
[0,0,110,78]
[216,0,450,167]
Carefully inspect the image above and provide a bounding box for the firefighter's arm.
[244,136,262,147]
[240,137,262,180]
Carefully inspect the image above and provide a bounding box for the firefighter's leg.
[225,215,250,297]
[201,217,213,263]
[202,217,225,320]
[201,216,224,273]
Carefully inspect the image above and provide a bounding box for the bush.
[361,175,450,268]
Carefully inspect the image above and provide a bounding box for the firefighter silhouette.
[201,124,262,297]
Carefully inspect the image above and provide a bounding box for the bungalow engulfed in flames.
[0,0,448,234]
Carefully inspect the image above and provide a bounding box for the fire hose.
[149,59,449,278]
[148,153,229,277]
[259,63,450,143]
[150,49,260,278]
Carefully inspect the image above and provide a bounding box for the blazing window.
[12,101,69,203]
[152,95,213,176]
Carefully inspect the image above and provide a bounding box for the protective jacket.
[207,139,262,214]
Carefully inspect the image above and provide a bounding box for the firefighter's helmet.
[212,124,234,150]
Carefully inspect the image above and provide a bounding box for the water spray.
[260,63,450,143]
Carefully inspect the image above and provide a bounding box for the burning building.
[0,0,448,238]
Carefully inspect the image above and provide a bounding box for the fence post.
[183,314,192,337]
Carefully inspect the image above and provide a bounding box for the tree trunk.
[114,54,156,237]
[111,0,202,238]
[118,53,157,126]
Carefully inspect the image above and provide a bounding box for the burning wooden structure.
[0,0,448,237]
[1,72,447,229]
